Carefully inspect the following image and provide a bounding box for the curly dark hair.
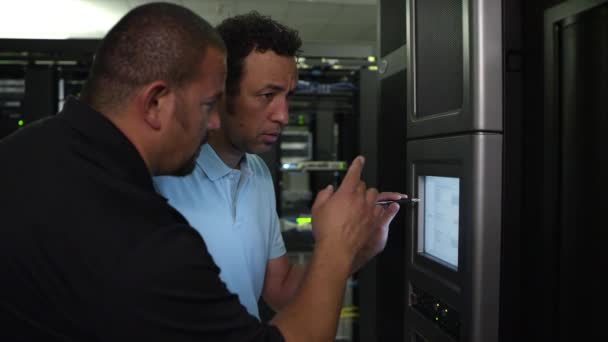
[81,2,225,113]
[216,11,302,96]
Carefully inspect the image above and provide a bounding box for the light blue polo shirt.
[153,144,286,319]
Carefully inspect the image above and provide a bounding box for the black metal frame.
[542,1,608,341]
[0,39,99,60]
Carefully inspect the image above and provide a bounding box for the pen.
[376,198,420,206]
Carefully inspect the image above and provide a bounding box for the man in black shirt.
[0,3,392,342]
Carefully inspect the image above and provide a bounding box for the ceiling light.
[0,0,119,39]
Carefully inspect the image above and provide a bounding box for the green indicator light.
[435,317,439,321]
[18,120,24,126]
[296,217,312,224]
[298,114,305,125]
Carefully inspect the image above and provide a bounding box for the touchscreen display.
[422,176,460,268]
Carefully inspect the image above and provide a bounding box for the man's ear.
[139,81,172,131]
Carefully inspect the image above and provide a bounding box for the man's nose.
[207,107,221,130]
[271,98,290,125]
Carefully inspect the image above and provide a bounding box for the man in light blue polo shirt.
[154,143,284,317]
[154,12,302,319]
[154,12,403,320]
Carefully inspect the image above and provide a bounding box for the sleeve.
[269,212,287,260]
[255,155,286,260]
[97,224,285,342]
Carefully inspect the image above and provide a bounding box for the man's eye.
[262,93,274,100]
[202,100,217,110]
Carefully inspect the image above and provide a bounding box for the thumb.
[312,184,334,212]
[378,202,400,227]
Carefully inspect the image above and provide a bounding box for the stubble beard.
[169,97,207,177]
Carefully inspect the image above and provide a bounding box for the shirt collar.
[58,96,154,191]
[196,144,252,182]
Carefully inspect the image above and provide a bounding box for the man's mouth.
[261,132,280,144]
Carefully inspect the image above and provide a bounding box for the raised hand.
[310,156,383,264]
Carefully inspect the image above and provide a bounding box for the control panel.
[410,285,461,340]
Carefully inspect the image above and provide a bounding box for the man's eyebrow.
[260,84,286,92]
[204,91,223,101]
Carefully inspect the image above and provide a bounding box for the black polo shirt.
[0,98,284,342]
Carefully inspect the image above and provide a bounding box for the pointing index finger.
[338,156,365,193]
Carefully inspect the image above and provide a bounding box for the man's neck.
[208,130,245,170]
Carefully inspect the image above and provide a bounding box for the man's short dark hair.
[80,2,225,112]
[216,11,302,96]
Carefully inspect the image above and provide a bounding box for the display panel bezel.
[411,162,464,287]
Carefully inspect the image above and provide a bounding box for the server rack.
[371,0,607,341]
[0,39,98,139]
